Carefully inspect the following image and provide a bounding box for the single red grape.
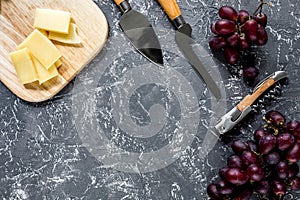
[210,22,220,35]
[238,33,251,51]
[237,10,250,24]
[247,163,264,182]
[224,168,249,185]
[256,24,268,46]
[216,179,234,197]
[224,47,239,64]
[258,134,276,154]
[226,32,240,47]
[219,166,230,179]
[254,129,268,141]
[286,120,300,137]
[288,176,300,190]
[277,132,295,151]
[219,6,238,21]
[227,155,244,169]
[246,140,258,153]
[254,180,270,195]
[286,143,300,163]
[243,19,258,42]
[276,160,289,179]
[209,36,227,50]
[207,183,221,199]
[265,151,280,165]
[231,140,250,155]
[272,180,287,197]
[241,150,258,166]
[215,19,237,35]
[254,13,268,27]
[264,110,286,127]
[242,66,259,84]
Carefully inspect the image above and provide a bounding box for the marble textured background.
[1,0,300,199]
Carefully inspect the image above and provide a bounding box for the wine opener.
[215,71,288,135]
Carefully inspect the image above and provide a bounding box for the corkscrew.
[215,71,288,135]
[251,82,283,113]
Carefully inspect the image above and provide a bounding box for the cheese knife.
[156,0,221,99]
[113,0,164,67]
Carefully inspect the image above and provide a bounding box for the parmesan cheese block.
[48,23,81,44]
[9,48,38,84]
[31,56,59,84]
[34,8,71,34]
[17,29,61,70]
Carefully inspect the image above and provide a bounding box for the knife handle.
[157,0,182,20]
[114,0,131,13]
[114,0,125,6]
[237,78,275,111]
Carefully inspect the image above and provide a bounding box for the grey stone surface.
[1,0,300,199]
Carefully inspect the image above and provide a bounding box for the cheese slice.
[54,59,62,68]
[31,56,59,84]
[34,8,71,34]
[17,29,61,70]
[9,48,38,84]
[48,23,81,44]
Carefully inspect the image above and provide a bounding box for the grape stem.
[263,122,280,135]
[253,1,272,16]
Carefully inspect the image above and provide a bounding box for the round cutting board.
[0,0,108,102]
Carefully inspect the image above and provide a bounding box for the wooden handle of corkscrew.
[237,78,276,111]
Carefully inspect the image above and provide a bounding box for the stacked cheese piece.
[10,8,81,85]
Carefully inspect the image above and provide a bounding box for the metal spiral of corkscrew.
[252,83,283,113]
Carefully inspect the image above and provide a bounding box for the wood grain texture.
[237,79,276,111]
[157,0,181,21]
[0,0,108,102]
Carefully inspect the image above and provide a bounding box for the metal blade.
[253,71,288,92]
[175,24,221,99]
[120,10,163,66]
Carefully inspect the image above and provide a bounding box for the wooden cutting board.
[0,0,108,102]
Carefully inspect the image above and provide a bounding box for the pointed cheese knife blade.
[114,0,164,66]
[156,0,221,99]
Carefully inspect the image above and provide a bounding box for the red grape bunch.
[209,2,270,65]
[207,110,300,200]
